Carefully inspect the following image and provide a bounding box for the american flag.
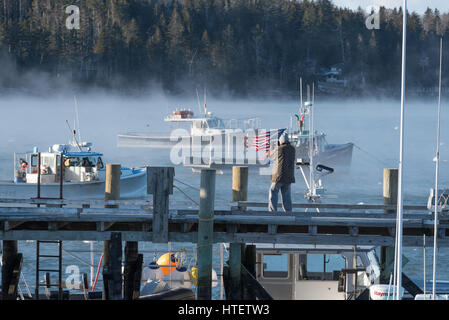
[247,128,286,155]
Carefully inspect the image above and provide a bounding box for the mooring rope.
[62,248,94,267]
[174,178,200,191]
[353,143,390,167]
[173,185,200,206]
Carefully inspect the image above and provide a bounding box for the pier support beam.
[124,241,138,300]
[108,232,123,300]
[381,168,398,283]
[147,167,174,243]
[243,244,256,277]
[103,164,121,300]
[228,243,242,300]
[1,240,20,300]
[197,169,216,300]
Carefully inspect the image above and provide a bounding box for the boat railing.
[221,117,261,130]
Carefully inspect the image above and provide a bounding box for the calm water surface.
[0,93,448,298]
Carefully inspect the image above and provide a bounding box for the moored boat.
[0,142,146,199]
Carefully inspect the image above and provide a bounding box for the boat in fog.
[290,98,353,170]
[0,142,147,199]
[117,109,261,148]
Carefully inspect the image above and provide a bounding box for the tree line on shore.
[0,0,448,97]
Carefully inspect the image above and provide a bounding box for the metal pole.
[220,243,224,300]
[37,152,41,200]
[197,169,216,300]
[423,235,426,298]
[58,241,62,299]
[394,0,407,300]
[59,155,64,199]
[432,36,443,300]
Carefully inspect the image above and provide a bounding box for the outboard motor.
[427,188,449,212]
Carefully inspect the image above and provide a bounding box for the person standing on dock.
[268,132,296,212]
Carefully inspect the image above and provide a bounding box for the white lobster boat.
[117,109,261,149]
[290,101,353,169]
[255,243,381,300]
[0,142,147,199]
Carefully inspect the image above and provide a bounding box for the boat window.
[206,119,225,129]
[41,155,55,174]
[356,255,364,268]
[303,254,346,281]
[97,157,104,169]
[31,154,38,167]
[262,254,289,278]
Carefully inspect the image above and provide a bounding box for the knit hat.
[279,132,288,144]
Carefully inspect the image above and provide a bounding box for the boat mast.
[393,0,407,300]
[432,36,443,300]
[300,77,303,113]
[307,85,313,195]
[311,83,315,195]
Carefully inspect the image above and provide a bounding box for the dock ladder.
[35,240,63,299]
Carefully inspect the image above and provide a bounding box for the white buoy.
[369,284,404,300]
[142,262,164,282]
[211,268,218,288]
[170,266,192,289]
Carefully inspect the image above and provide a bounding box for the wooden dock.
[0,198,445,247]
[0,165,446,300]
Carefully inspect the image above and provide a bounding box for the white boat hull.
[117,133,216,148]
[313,143,353,168]
[0,168,147,199]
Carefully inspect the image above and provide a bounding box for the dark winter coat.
[269,142,296,184]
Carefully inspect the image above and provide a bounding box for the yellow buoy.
[157,253,178,275]
[189,266,198,285]
[188,267,217,287]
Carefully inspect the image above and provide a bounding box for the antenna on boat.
[431,36,443,300]
[204,87,207,115]
[196,88,202,114]
[65,120,82,152]
[74,96,81,143]
[393,0,407,300]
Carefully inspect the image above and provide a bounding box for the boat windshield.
[64,156,103,168]
[206,118,226,129]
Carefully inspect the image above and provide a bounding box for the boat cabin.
[164,109,261,137]
[255,244,381,300]
[15,143,105,184]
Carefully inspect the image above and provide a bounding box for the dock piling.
[1,240,20,300]
[228,243,242,300]
[103,164,121,300]
[197,169,216,300]
[381,168,398,283]
[108,232,122,300]
[232,166,248,204]
[124,241,138,300]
